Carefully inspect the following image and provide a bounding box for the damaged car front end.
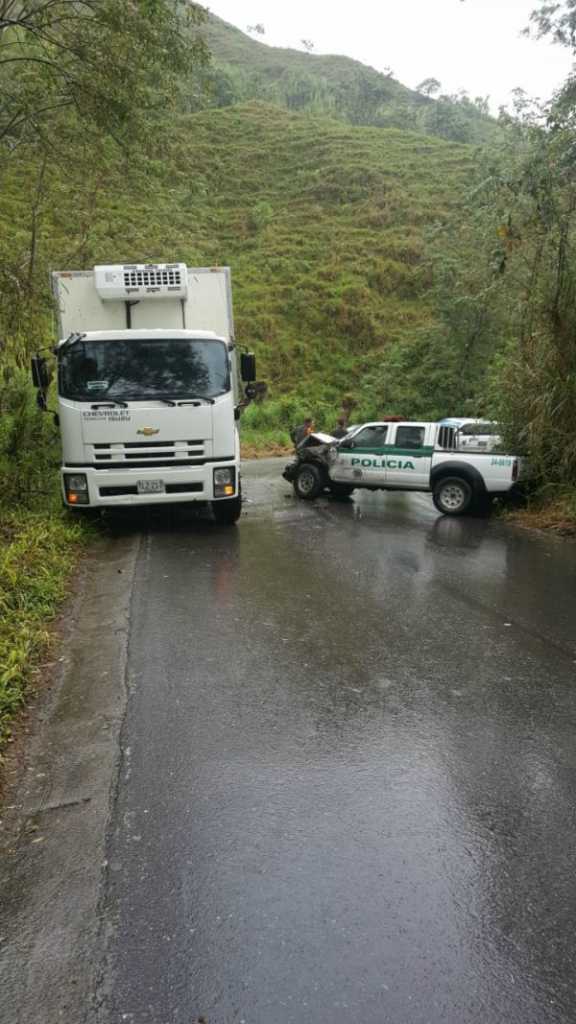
[283,432,354,500]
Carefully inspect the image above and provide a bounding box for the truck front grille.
[99,483,204,497]
[92,440,205,464]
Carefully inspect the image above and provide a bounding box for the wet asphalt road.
[100,460,576,1024]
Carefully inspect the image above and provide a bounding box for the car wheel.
[294,463,324,500]
[432,476,473,516]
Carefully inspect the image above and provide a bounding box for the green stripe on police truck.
[344,445,434,471]
[350,446,434,458]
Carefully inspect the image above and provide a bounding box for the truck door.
[330,423,389,486]
[384,423,433,489]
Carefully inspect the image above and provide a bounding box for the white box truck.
[31,263,257,524]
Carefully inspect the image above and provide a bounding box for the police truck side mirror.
[240,352,256,382]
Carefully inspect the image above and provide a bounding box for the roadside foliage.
[0,0,208,741]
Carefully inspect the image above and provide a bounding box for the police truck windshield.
[59,338,230,401]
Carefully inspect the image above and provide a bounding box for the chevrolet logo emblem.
[137,427,160,437]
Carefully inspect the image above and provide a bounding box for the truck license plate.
[137,479,165,494]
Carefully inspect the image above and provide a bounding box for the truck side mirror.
[31,356,50,390]
[240,352,256,382]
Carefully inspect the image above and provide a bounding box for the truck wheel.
[329,483,355,500]
[432,477,473,516]
[212,496,242,525]
[294,463,323,500]
[66,505,100,521]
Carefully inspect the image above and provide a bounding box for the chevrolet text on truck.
[284,420,526,516]
[31,263,257,524]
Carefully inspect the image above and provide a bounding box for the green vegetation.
[0,0,208,147]
[0,99,476,437]
[0,0,208,752]
[0,508,85,752]
[0,339,86,751]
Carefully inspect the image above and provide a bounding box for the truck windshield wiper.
[107,395,179,406]
[90,400,128,409]
[176,396,215,406]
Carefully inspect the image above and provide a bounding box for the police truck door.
[384,423,434,489]
[330,423,389,487]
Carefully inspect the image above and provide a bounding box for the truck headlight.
[64,473,89,505]
[213,467,236,497]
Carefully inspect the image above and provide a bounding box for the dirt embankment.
[241,442,292,460]
[505,498,576,538]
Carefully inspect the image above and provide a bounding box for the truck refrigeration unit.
[31,263,257,524]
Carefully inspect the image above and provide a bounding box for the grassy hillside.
[192,16,496,145]
[0,102,474,438]
[198,15,420,110]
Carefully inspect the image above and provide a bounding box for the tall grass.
[0,338,86,752]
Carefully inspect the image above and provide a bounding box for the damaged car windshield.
[59,338,230,401]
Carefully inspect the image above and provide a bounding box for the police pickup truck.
[283,420,525,516]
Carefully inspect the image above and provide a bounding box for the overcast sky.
[205,0,573,112]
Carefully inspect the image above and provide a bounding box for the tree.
[0,0,208,147]
[247,23,265,36]
[527,0,576,48]
[416,77,441,97]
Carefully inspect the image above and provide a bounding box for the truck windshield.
[59,338,230,401]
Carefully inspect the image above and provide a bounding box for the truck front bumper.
[61,462,238,508]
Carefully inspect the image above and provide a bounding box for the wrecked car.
[283,421,528,516]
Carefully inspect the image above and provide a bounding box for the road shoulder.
[0,532,139,1024]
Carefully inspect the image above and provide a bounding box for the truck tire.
[294,463,324,500]
[432,476,473,516]
[212,495,242,525]
[66,505,100,521]
[329,483,355,500]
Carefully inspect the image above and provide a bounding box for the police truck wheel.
[329,483,355,499]
[432,477,473,516]
[212,496,242,525]
[294,464,323,500]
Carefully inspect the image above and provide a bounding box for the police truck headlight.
[213,467,236,497]
[64,473,89,505]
